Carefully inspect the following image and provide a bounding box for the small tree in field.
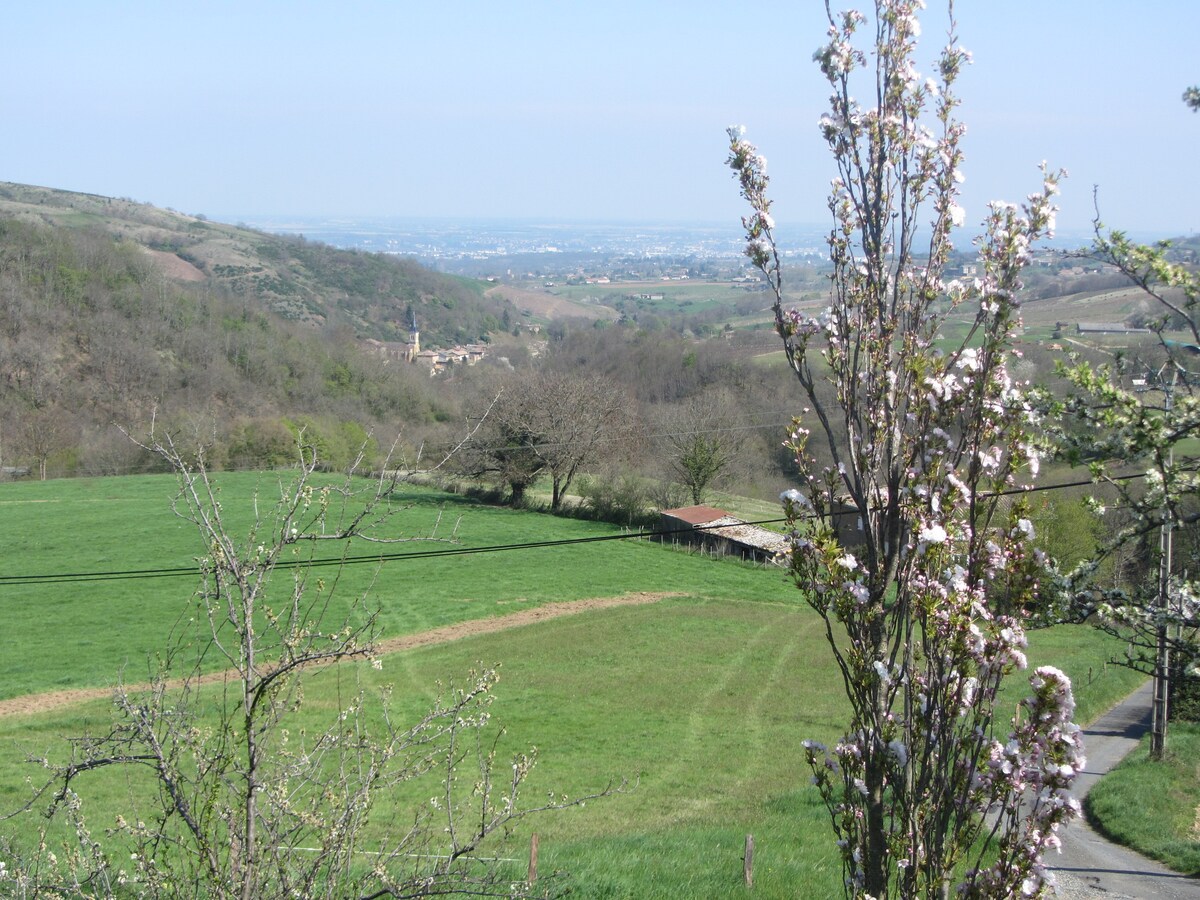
[661,389,747,505]
[728,2,1082,896]
[6,431,614,898]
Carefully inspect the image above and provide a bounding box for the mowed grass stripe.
[0,592,680,719]
[0,591,1144,898]
[665,603,820,823]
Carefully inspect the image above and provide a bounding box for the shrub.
[576,473,656,527]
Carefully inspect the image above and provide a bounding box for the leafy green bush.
[1170,665,1200,722]
[1031,495,1103,573]
[225,417,300,469]
[285,415,379,472]
[576,474,656,527]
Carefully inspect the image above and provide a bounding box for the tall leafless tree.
[461,371,635,510]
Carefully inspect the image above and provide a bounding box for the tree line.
[0,215,813,515]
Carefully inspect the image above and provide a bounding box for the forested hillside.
[0,184,523,477]
[7,181,1175,518]
[0,182,510,343]
[0,182,818,496]
[0,187,809,507]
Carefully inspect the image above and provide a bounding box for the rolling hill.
[0,182,521,478]
[0,181,512,346]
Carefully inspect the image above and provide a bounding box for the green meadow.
[0,473,792,700]
[0,473,1145,897]
[1086,723,1200,877]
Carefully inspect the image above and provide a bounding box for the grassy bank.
[1086,723,1200,876]
[0,602,1143,897]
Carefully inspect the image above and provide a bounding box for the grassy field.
[0,472,1147,897]
[539,279,824,330]
[0,473,790,700]
[1086,723,1200,876]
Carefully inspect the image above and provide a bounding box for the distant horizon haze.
[222,214,1176,262]
[4,2,1197,236]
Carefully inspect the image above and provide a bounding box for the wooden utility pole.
[1151,368,1177,760]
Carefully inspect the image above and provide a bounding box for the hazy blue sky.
[3,1,1197,236]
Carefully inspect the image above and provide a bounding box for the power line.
[0,472,1145,588]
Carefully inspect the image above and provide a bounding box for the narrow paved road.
[1052,680,1200,898]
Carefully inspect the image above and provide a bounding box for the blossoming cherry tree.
[728,2,1083,896]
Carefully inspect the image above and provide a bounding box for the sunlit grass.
[1086,722,1200,876]
[0,593,1143,898]
[0,472,1148,897]
[0,473,790,700]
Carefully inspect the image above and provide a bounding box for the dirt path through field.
[0,592,679,720]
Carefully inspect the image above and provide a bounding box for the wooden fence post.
[528,832,539,884]
[744,833,754,888]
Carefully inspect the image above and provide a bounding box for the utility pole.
[1150,366,1177,760]
[1150,486,1172,759]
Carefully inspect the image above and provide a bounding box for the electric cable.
[0,471,1149,588]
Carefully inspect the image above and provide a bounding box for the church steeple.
[406,309,420,362]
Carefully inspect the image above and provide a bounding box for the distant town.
[233,215,1110,284]
[235,217,839,275]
